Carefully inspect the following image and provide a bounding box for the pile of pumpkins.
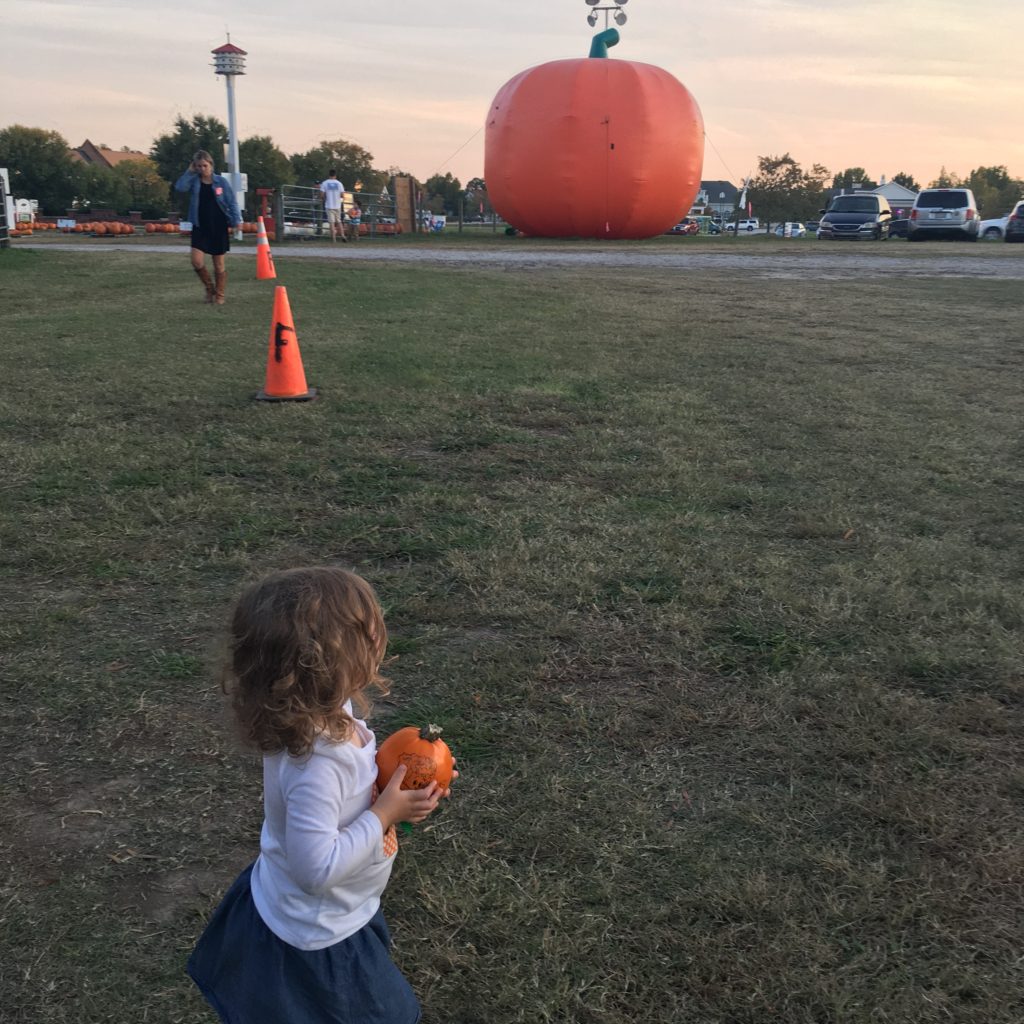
[72,222,138,235]
[8,219,271,239]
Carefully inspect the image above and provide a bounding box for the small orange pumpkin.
[376,724,453,791]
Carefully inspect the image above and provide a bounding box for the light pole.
[211,37,246,239]
[584,0,629,29]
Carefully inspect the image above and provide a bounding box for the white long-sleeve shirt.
[250,707,395,950]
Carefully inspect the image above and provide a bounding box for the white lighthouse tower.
[211,38,246,238]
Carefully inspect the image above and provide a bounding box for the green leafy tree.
[423,172,463,216]
[238,135,295,192]
[748,154,827,228]
[290,139,382,192]
[150,114,228,215]
[801,163,832,218]
[71,160,169,217]
[71,164,127,212]
[892,171,920,191]
[149,114,229,183]
[930,166,962,188]
[112,159,170,217]
[0,124,79,213]
[832,167,877,191]
[463,177,489,218]
[963,165,1023,217]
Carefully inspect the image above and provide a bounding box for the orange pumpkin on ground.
[376,724,454,791]
[485,28,703,240]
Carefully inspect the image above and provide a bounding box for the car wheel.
[982,228,1002,240]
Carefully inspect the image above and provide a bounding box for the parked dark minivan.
[816,193,893,240]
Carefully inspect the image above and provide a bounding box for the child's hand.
[440,758,459,800]
[371,765,442,828]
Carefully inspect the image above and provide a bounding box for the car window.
[916,191,969,209]
[829,196,878,213]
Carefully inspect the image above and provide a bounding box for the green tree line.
[743,154,1024,226]
[0,116,480,218]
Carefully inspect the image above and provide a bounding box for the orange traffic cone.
[256,215,276,280]
[255,287,317,402]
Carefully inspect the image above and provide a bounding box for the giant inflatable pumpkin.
[485,29,704,240]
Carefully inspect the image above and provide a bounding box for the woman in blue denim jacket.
[175,150,242,305]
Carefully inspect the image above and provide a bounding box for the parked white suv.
[725,218,759,232]
[908,188,980,242]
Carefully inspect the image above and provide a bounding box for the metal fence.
[0,174,9,248]
[277,185,399,239]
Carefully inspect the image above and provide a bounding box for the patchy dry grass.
[0,245,1021,1023]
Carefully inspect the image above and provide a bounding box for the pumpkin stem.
[588,28,619,59]
[419,723,444,742]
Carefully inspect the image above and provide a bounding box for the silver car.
[908,188,980,242]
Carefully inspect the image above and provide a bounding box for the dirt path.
[20,240,1024,279]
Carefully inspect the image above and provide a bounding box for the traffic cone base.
[256,215,277,280]
[255,286,317,402]
[255,386,318,403]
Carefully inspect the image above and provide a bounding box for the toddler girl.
[188,566,449,1023]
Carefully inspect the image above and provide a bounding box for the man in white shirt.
[319,169,345,242]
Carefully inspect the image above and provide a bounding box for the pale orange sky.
[6,0,1023,190]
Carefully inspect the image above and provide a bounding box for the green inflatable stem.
[588,29,620,58]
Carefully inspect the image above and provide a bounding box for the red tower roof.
[211,42,247,55]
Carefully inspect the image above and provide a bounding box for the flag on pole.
[738,175,751,214]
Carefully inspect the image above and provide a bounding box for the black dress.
[187,863,421,1023]
[191,181,230,255]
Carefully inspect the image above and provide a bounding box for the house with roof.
[693,180,739,218]
[70,140,149,169]
[872,177,918,216]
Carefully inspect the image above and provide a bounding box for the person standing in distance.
[346,200,363,242]
[174,150,242,305]
[320,169,346,242]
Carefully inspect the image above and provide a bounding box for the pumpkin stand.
[485,28,704,240]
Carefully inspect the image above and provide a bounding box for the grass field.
[1,242,1022,1024]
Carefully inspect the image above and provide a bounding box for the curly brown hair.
[225,566,389,757]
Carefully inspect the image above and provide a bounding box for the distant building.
[694,180,739,219]
[872,177,919,214]
[69,140,149,169]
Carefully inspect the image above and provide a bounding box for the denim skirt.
[187,864,421,1024]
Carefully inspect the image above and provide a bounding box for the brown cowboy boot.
[214,268,226,305]
[194,265,215,302]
